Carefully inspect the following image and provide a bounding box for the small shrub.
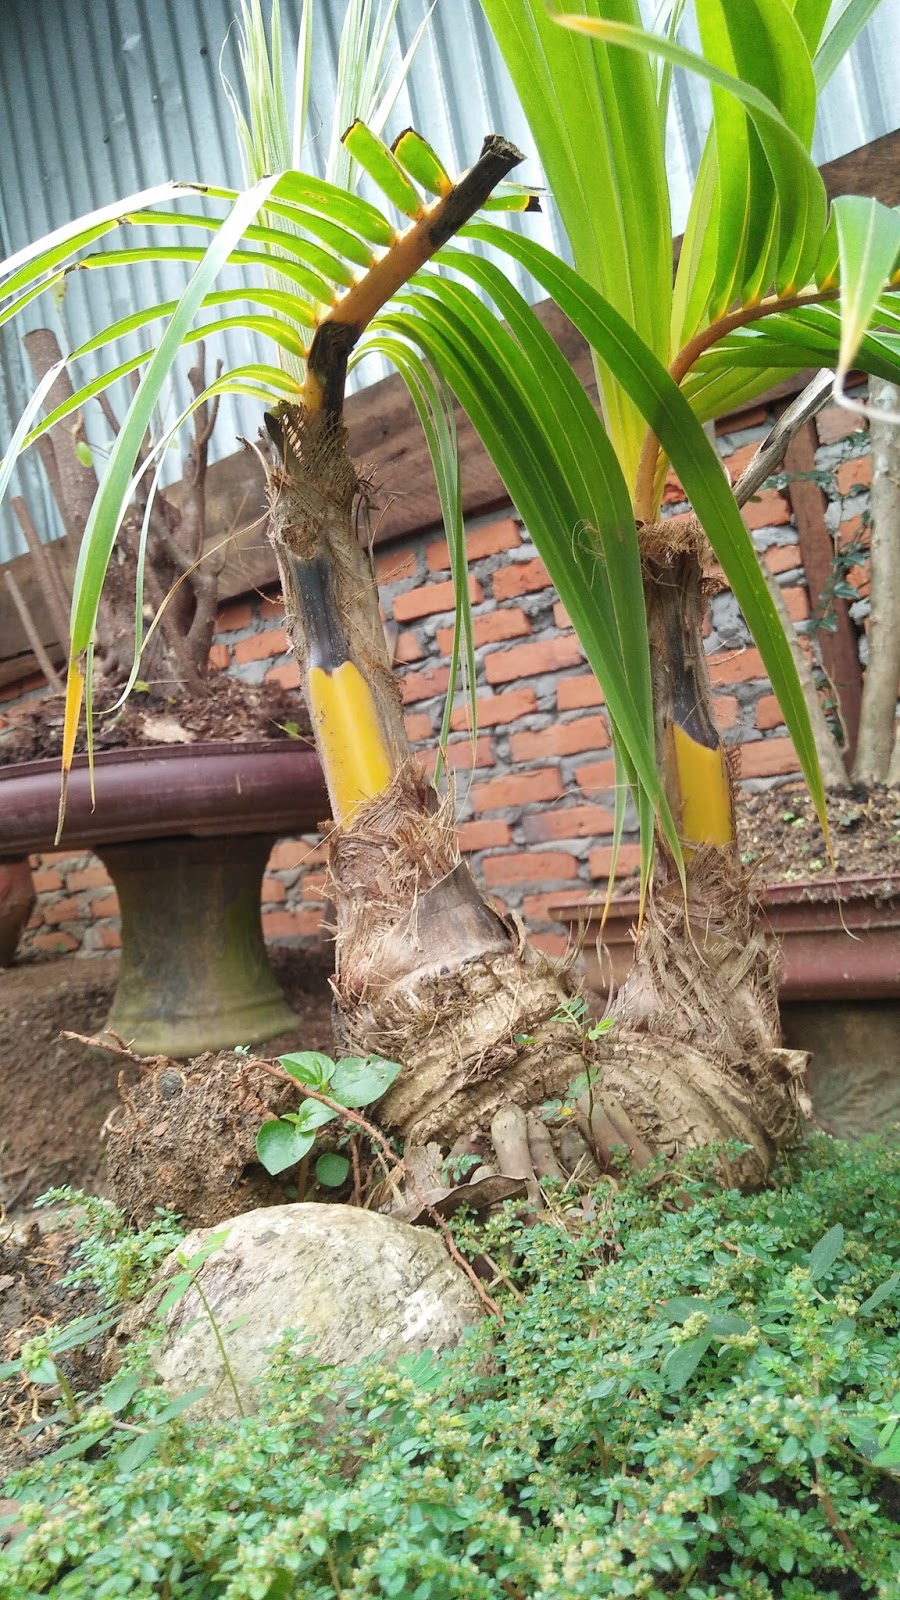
[1,1135,898,1598]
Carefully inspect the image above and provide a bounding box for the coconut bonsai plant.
[2,0,899,1189]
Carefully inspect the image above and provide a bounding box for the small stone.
[114,1204,485,1421]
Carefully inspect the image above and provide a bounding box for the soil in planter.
[605,782,900,893]
[0,675,313,767]
[0,949,335,1216]
[737,780,900,884]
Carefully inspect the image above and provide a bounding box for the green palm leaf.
[480,0,671,488]
[463,222,828,835]
[558,10,826,297]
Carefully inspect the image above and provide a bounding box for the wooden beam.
[784,421,864,763]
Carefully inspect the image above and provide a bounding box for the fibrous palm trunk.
[267,398,809,1189]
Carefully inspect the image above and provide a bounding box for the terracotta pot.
[0,859,35,966]
[0,742,329,1055]
[549,872,900,1003]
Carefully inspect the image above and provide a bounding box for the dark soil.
[105,1050,308,1230]
[0,1215,104,1477]
[0,676,313,767]
[736,780,900,884]
[0,949,336,1216]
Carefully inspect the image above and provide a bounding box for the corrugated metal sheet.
[1,0,899,561]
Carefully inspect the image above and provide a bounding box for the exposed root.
[327,775,810,1188]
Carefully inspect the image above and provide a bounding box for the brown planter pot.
[0,742,329,1056]
[0,859,35,967]
[550,873,900,1141]
[549,872,900,1003]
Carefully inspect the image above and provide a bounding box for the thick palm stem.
[639,519,735,859]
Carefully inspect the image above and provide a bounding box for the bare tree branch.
[3,571,65,692]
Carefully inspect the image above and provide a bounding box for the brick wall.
[11,403,870,962]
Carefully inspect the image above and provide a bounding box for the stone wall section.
[13,405,868,962]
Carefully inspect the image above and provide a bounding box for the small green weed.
[1,1135,897,1597]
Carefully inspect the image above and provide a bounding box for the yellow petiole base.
[672,724,735,853]
[307,660,394,823]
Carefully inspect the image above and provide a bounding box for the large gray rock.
[124,1204,484,1421]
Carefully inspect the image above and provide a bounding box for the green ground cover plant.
[1,1133,897,1598]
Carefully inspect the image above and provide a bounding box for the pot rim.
[0,738,329,856]
[548,869,900,923]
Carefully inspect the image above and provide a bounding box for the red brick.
[782,586,810,622]
[95,925,122,949]
[450,688,537,730]
[763,542,802,574]
[297,841,330,867]
[33,930,78,952]
[0,671,45,703]
[263,909,323,939]
[90,893,119,918]
[485,636,583,685]
[509,715,610,762]
[268,841,304,871]
[300,872,328,901]
[817,406,866,445]
[262,876,287,903]
[217,601,253,632]
[523,804,615,842]
[426,540,451,573]
[493,556,550,600]
[522,889,586,922]
[32,869,63,893]
[376,548,417,583]
[845,561,870,600]
[418,736,495,775]
[393,576,483,622]
[208,643,230,672]
[471,768,563,812]
[835,454,872,495]
[708,646,766,685]
[755,692,783,730]
[404,711,433,742]
[553,601,571,630]
[394,630,424,664]
[574,761,617,797]
[588,843,643,879]
[725,439,761,482]
[714,695,739,731]
[838,513,869,551]
[258,593,284,619]
[468,518,522,561]
[662,467,687,505]
[65,866,111,892]
[557,674,604,711]
[35,849,84,865]
[265,662,302,689]
[737,737,800,777]
[400,664,451,704]
[530,932,571,958]
[457,819,512,851]
[741,488,792,530]
[436,607,531,654]
[481,850,579,887]
[42,897,80,925]
[426,517,522,571]
[234,627,290,664]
